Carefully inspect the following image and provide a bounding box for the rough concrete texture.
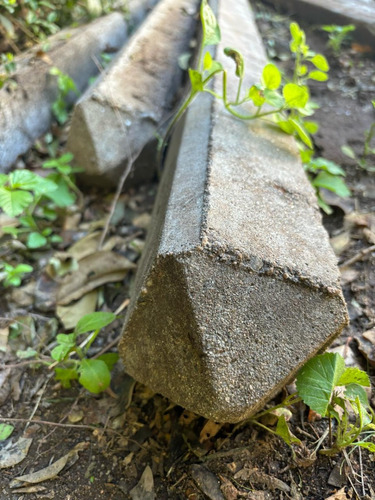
[265,0,375,46]
[66,0,200,187]
[0,13,127,172]
[119,0,349,423]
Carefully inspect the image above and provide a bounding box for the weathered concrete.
[119,0,349,423]
[264,0,375,47]
[0,13,127,172]
[66,0,200,187]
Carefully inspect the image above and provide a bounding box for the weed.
[0,52,16,89]
[0,262,33,287]
[321,24,356,55]
[342,101,375,172]
[0,153,80,251]
[250,353,375,456]
[160,1,350,214]
[49,67,79,125]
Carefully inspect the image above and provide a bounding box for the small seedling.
[342,101,375,172]
[160,1,350,213]
[50,67,79,124]
[321,24,356,55]
[250,353,375,456]
[0,263,33,287]
[51,312,118,393]
[0,52,16,89]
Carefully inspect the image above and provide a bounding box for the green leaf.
[203,51,212,71]
[308,157,345,176]
[262,63,282,90]
[44,176,75,207]
[224,47,244,78]
[0,174,8,186]
[0,188,33,216]
[9,170,39,190]
[312,172,351,198]
[290,22,304,44]
[289,118,313,149]
[283,83,309,108]
[14,264,33,274]
[30,177,57,196]
[355,441,375,452]
[248,85,265,107]
[51,333,76,361]
[189,69,203,92]
[304,121,319,134]
[55,366,79,388]
[201,0,221,47]
[341,145,356,160]
[308,70,328,82]
[263,89,284,108]
[296,353,346,416]
[310,54,329,72]
[78,359,111,393]
[275,414,301,446]
[0,423,14,441]
[75,312,116,335]
[27,232,47,249]
[97,353,119,371]
[338,368,370,387]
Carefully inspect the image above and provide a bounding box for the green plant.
[250,353,375,456]
[0,154,79,250]
[49,67,79,125]
[0,262,33,287]
[51,312,118,393]
[0,52,16,89]
[321,24,356,55]
[342,101,375,172]
[160,1,350,213]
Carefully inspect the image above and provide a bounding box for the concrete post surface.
[0,13,127,172]
[66,0,200,187]
[119,0,348,422]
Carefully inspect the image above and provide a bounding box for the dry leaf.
[219,475,240,500]
[234,468,290,493]
[199,421,223,443]
[57,251,135,305]
[129,465,156,500]
[340,268,360,286]
[0,437,33,469]
[325,486,352,500]
[56,290,98,329]
[10,442,88,488]
[330,232,351,256]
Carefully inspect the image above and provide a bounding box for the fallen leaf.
[129,465,156,500]
[234,468,290,493]
[340,268,360,286]
[56,290,98,329]
[10,441,88,488]
[199,421,223,443]
[0,437,33,469]
[219,475,239,500]
[57,251,135,305]
[330,232,351,256]
[325,486,352,500]
[191,464,225,500]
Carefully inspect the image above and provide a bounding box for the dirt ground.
[1,2,375,499]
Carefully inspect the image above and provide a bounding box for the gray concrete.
[119,0,348,423]
[66,0,200,187]
[0,13,127,172]
[265,0,375,46]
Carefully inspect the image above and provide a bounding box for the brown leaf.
[0,437,33,469]
[129,465,156,500]
[234,468,290,493]
[219,476,239,500]
[199,421,223,443]
[57,251,135,305]
[56,290,98,329]
[325,486,352,500]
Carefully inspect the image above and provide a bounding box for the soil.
[1,2,375,500]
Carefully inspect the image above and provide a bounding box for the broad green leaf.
[27,232,47,249]
[277,119,294,135]
[339,368,370,388]
[0,423,14,441]
[262,63,282,90]
[308,157,345,175]
[304,121,319,134]
[345,384,370,409]
[189,69,203,92]
[224,47,244,78]
[75,312,116,335]
[79,359,111,393]
[308,71,328,82]
[9,170,39,190]
[97,353,119,371]
[296,353,346,416]
[55,367,79,388]
[30,176,57,196]
[45,176,75,207]
[51,333,76,361]
[201,0,221,47]
[203,51,212,71]
[356,441,375,452]
[298,64,308,76]
[283,83,309,108]
[0,174,8,186]
[14,264,33,274]
[310,54,329,72]
[312,172,351,198]
[341,145,356,160]
[263,89,284,108]
[0,188,33,216]
[16,348,37,359]
[204,59,223,78]
[289,119,313,149]
[275,414,301,446]
[248,85,265,107]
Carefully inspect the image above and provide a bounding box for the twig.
[358,445,366,498]
[2,358,51,369]
[26,374,53,430]
[339,244,375,268]
[0,416,107,432]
